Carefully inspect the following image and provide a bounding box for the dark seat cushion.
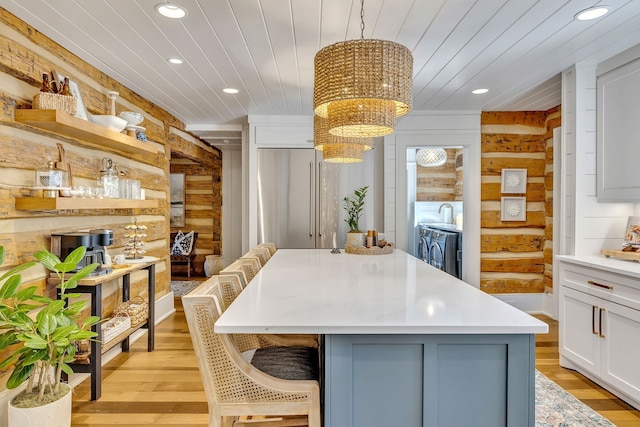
[251,346,319,381]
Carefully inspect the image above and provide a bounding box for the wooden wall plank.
[481,111,548,127]
[481,234,545,252]
[481,257,544,273]
[480,278,546,293]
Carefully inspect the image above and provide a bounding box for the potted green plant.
[0,245,100,427]
[343,186,368,247]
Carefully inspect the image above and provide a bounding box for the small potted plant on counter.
[343,185,368,248]
[0,245,100,427]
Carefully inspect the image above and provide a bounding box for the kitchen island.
[216,249,548,427]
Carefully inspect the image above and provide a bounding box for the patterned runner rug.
[536,370,615,426]
[170,280,201,298]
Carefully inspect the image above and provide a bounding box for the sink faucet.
[438,203,454,224]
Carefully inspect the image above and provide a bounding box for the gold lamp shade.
[327,98,396,138]
[313,115,373,152]
[323,143,365,163]
[313,38,413,137]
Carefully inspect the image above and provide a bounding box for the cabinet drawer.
[560,263,640,311]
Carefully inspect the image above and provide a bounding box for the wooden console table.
[50,258,158,401]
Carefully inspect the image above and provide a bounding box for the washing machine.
[428,229,459,278]
[417,225,432,263]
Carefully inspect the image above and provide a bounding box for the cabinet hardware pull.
[588,280,613,290]
[599,308,605,338]
[592,305,598,335]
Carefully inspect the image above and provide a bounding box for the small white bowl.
[89,114,128,132]
[119,111,144,126]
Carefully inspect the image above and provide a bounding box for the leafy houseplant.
[0,245,99,408]
[343,186,369,233]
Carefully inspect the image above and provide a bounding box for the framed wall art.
[501,168,527,194]
[501,197,527,222]
[624,216,640,247]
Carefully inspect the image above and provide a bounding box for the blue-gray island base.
[325,334,535,427]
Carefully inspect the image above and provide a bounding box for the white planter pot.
[346,232,364,248]
[8,384,71,427]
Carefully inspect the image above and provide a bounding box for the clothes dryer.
[417,225,432,263]
[428,229,459,278]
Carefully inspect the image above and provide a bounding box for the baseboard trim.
[493,292,555,318]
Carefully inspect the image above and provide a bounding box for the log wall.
[416,148,459,201]
[480,109,560,294]
[170,157,222,276]
[0,8,221,386]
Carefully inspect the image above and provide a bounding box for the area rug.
[170,280,201,298]
[536,370,615,426]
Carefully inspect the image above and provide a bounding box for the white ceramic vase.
[8,384,72,427]
[204,255,222,277]
[346,231,364,248]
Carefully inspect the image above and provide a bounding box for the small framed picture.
[501,197,527,221]
[52,70,88,120]
[501,168,527,193]
[624,216,640,247]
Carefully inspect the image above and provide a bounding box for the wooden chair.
[220,258,262,288]
[242,247,271,267]
[170,232,198,277]
[182,277,321,427]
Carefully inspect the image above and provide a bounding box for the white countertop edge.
[556,254,640,278]
[214,324,549,335]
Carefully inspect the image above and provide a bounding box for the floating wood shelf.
[14,109,158,155]
[15,197,158,210]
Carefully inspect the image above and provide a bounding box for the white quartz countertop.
[556,254,640,278]
[215,249,547,335]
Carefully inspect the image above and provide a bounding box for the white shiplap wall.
[561,59,638,258]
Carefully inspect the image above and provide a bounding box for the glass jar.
[36,161,67,197]
[98,157,119,198]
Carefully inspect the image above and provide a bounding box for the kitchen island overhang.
[216,249,548,427]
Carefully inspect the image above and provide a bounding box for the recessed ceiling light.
[472,88,489,95]
[155,3,187,19]
[168,57,183,64]
[575,6,609,21]
[223,88,239,94]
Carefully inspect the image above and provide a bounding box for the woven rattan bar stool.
[220,258,262,288]
[256,242,277,256]
[183,279,321,427]
[242,247,271,267]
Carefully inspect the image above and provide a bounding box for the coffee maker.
[50,229,114,275]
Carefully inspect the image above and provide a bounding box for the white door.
[601,300,640,402]
[560,287,602,375]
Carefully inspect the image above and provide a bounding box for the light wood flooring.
[69,303,640,426]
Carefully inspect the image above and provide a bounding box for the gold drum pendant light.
[314,115,371,163]
[323,143,366,163]
[313,0,413,138]
[313,115,373,152]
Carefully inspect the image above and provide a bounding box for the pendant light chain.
[360,0,365,39]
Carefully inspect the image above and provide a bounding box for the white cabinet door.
[560,287,602,375]
[601,300,640,401]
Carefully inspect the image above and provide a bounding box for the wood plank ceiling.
[2,0,640,147]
